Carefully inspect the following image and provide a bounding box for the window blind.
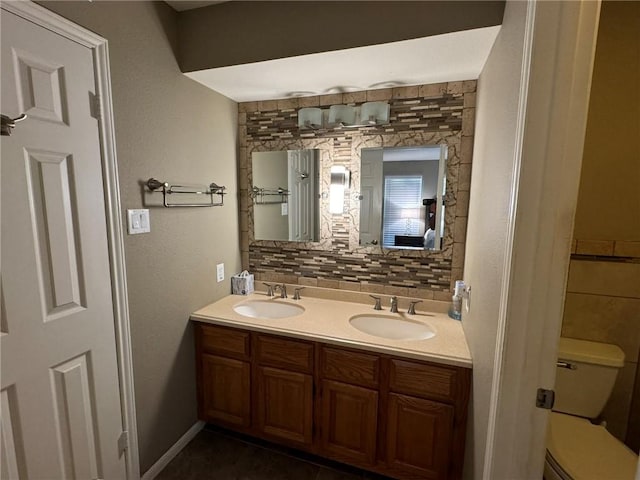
[382,175,423,247]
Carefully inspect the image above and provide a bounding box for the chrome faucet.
[369,295,382,310]
[407,300,422,315]
[274,284,287,299]
[293,287,305,300]
[390,296,398,313]
[263,283,274,297]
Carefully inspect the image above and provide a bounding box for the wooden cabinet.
[386,393,454,479]
[194,322,471,480]
[320,379,378,466]
[200,354,251,427]
[256,366,313,446]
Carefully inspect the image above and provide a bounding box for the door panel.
[288,149,317,241]
[201,354,251,427]
[256,366,313,446]
[1,9,126,479]
[51,354,101,479]
[359,152,383,245]
[0,386,26,479]
[320,380,378,466]
[26,149,86,320]
[386,393,454,479]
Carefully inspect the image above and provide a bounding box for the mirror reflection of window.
[382,175,423,247]
[359,145,447,250]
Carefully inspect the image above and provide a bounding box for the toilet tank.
[554,337,625,419]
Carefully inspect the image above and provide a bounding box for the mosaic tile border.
[239,81,476,294]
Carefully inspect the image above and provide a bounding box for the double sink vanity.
[190,288,472,480]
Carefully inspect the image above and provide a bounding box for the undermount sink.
[349,314,436,340]
[233,300,304,319]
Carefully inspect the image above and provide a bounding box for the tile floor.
[156,426,393,480]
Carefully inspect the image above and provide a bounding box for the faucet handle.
[263,282,274,297]
[293,287,305,300]
[407,300,423,315]
[369,295,382,310]
[274,283,287,299]
[390,296,398,313]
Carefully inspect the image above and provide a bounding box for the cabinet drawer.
[389,359,457,403]
[199,324,250,359]
[321,347,380,389]
[256,335,313,373]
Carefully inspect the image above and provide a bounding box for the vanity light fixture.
[360,101,390,125]
[298,102,390,130]
[328,105,356,127]
[297,107,322,129]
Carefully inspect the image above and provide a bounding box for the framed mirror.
[245,130,464,261]
[359,145,447,250]
[251,149,320,242]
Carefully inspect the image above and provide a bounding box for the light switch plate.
[216,263,224,282]
[127,209,150,234]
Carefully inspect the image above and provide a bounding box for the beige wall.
[572,0,640,242]
[561,0,640,454]
[177,1,505,72]
[38,1,240,474]
[460,1,528,477]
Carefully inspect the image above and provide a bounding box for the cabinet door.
[256,366,313,446]
[386,393,454,480]
[320,380,378,466]
[201,354,251,427]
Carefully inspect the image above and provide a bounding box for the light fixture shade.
[298,107,322,129]
[360,101,390,125]
[328,105,356,126]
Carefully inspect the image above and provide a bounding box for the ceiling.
[185,26,501,102]
[165,1,225,12]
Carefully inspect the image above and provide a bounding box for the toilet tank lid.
[558,337,625,367]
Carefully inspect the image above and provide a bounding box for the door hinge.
[117,430,129,457]
[536,388,555,410]
[89,92,101,119]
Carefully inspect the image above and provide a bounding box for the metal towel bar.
[251,186,290,205]
[146,178,226,207]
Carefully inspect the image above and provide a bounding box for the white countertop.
[190,292,472,368]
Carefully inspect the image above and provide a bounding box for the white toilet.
[544,337,638,480]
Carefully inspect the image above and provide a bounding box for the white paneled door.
[359,152,383,246]
[1,9,127,479]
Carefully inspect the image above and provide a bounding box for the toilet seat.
[546,412,637,480]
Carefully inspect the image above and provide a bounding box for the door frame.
[1,2,140,478]
[483,0,607,478]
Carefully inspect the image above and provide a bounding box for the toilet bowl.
[544,412,637,480]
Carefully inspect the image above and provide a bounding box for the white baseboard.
[141,420,205,480]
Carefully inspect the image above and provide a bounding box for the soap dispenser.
[448,280,465,320]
